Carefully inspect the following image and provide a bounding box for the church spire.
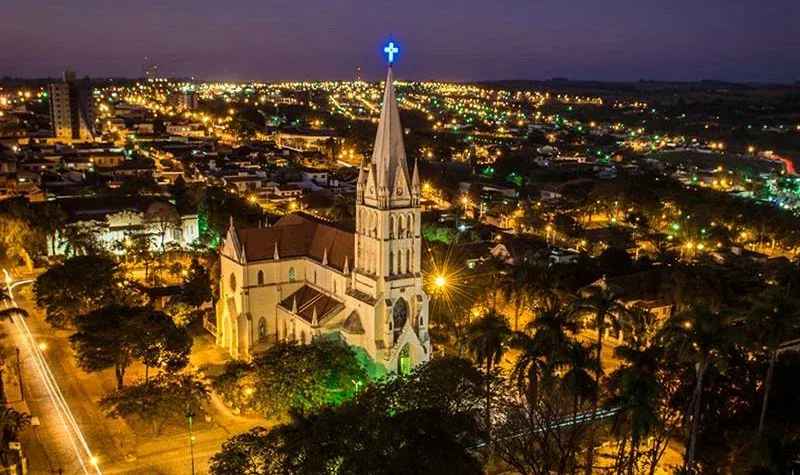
[357,154,366,185]
[411,156,420,192]
[372,67,410,199]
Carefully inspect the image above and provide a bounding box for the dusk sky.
[2,0,799,83]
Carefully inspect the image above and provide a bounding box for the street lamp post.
[15,348,23,402]
[186,411,196,475]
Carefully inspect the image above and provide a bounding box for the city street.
[4,275,264,474]
[3,277,105,475]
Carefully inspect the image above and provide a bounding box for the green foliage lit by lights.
[507,172,522,187]
[214,340,368,419]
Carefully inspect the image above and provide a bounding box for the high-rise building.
[179,91,199,111]
[49,70,95,141]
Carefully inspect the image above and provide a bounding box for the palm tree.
[527,292,578,360]
[511,292,599,436]
[509,330,548,405]
[560,341,599,425]
[659,306,741,472]
[606,343,663,474]
[0,308,26,321]
[747,287,800,434]
[510,292,577,403]
[35,201,67,257]
[500,260,535,331]
[0,288,27,321]
[0,288,26,404]
[556,340,599,473]
[571,281,629,473]
[483,254,508,312]
[466,309,511,448]
[59,222,102,256]
[0,406,30,465]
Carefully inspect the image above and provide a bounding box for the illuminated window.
[288,267,296,283]
[398,344,411,375]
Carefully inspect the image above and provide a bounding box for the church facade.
[215,67,431,374]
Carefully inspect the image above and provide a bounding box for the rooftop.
[234,212,354,272]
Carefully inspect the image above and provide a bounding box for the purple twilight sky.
[1,0,799,83]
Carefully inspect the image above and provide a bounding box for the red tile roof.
[279,284,344,324]
[235,212,354,272]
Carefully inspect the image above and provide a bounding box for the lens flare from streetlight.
[424,245,482,322]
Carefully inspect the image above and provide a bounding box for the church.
[215,60,431,375]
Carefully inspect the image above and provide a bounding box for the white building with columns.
[216,66,430,375]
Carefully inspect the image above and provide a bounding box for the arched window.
[397,251,402,275]
[393,298,409,336]
[407,213,414,237]
[257,317,267,341]
[300,330,306,344]
[313,270,317,284]
[229,273,237,292]
[288,267,296,283]
[257,270,264,285]
[389,215,395,237]
[405,249,411,274]
[282,320,287,341]
[333,279,337,294]
[389,251,394,275]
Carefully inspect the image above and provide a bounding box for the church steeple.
[370,67,411,205]
[411,156,420,198]
[349,39,431,373]
[354,40,421,287]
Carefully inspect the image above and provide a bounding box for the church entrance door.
[398,344,411,375]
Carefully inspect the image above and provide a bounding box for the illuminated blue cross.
[383,41,399,65]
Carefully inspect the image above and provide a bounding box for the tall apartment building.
[49,70,95,141]
[179,91,199,110]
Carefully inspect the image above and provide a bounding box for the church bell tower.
[353,41,429,371]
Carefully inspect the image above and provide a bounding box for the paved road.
[3,277,104,475]
[4,274,265,474]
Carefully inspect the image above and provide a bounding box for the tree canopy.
[210,357,484,475]
[69,305,192,389]
[33,254,138,328]
[215,340,367,419]
[100,372,208,435]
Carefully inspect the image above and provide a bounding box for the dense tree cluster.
[213,340,366,419]
[33,254,143,328]
[414,221,800,474]
[70,305,192,389]
[100,373,208,435]
[210,357,484,475]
